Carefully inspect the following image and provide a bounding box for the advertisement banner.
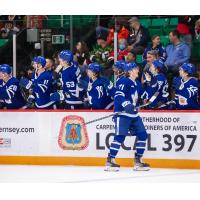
[0,111,199,161]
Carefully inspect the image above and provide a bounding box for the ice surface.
[0,165,200,183]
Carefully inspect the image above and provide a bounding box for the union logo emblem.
[58,115,89,150]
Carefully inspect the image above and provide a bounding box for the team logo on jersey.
[58,115,89,150]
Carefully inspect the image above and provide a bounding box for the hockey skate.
[104,157,120,172]
[133,154,150,171]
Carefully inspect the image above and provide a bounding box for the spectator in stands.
[126,50,136,63]
[177,16,194,48]
[0,15,23,38]
[90,29,113,78]
[195,18,200,40]
[109,38,129,62]
[74,41,90,66]
[142,35,167,66]
[74,41,90,80]
[52,52,60,67]
[107,21,129,46]
[127,17,149,54]
[165,30,190,76]
[0,28,8,38]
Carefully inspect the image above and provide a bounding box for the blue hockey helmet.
[152,59,164,69]
[180,63,196,75]
[124,62,138,72]
[88,62,102,73]
[0,64,12,74]
[33,56,38,63]
[113,60,126,71]
[59,50,73,63]
[33,56,46,67]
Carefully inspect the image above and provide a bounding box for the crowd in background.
[0,16,200,110]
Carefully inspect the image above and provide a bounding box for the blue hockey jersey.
[87,78,113,109]
[32,70,54,108]
[0,79,3,87]
[114,77,143,117]
[0,77,27,109]
[174,77,199,110]
[60,65,84,106]
[142,73,169,108]
[99,76,116,98]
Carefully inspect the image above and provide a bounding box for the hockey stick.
[157,100,175,109]
[85,91,159,125]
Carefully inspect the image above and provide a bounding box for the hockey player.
[142,59,169,109]
[112,60,126,80]
[105,62,150,171]
[173,63,199,110]
[86,63,114,109]
[102,60,127,98]
[20,56,55,109]
[0,64,27,109]
[50,50,84,109]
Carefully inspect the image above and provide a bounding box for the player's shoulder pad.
[188,77,199,85]
[116,77,131,88]
[8,77,19,85]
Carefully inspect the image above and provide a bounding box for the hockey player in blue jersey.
[86,63,114,109]
[50,50,84,109]
[173,63,199,110]
[112,60,126,80]
[105,62,150,171]
[103,59,127,98]
[20,56,55,109]
[0,64,27,109]
[142,59,169,109]
[98,60,127,100]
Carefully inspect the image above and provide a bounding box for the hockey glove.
[50,91,65,102]
[78,78,88,90]
[122,101,135,114]
[144,72,151,83]
[26,95,35,108]
[19,77,32,90]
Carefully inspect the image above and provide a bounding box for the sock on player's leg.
[108,135,126,158]
[134,131,150,171]
[135,131,147,157]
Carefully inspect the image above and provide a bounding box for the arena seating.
[0,39,9,48]
[46,15,96,29]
